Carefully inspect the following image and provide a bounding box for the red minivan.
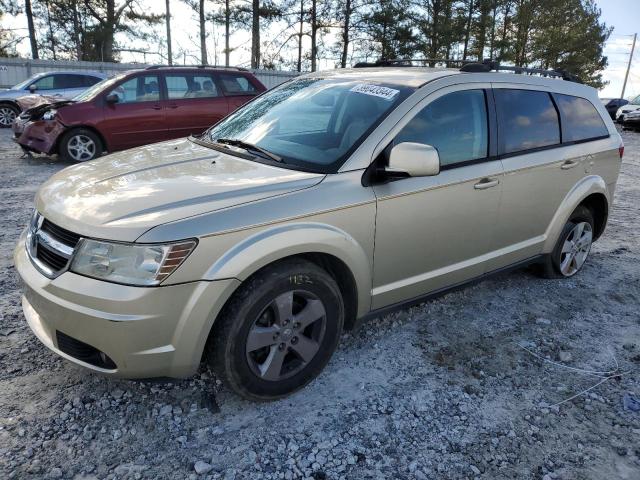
[14,66,266,162]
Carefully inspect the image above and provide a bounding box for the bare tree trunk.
[199,0,207,64]
[71,1,82,60]
[165,0,173,64]
[310,0,317,71]
[462,0,474,60]
[340,0,351,68]
[25,0,39,59]
[224,0,230,66]
[297,0,303,72]
[251,0,259,68]
[44,0,57,59]
[488,0,497,60]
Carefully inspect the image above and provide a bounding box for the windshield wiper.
[215,138,283,163]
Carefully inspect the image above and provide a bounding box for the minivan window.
[494,89,560,155]
[108,75,160,103]
[219,74,257,95]
[554,94,608,143]
[205,78,413,173]
[394,89,488,167]
[166,74,220,99]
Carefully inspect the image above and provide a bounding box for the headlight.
[42,109,57,121]
[70,239,196,286]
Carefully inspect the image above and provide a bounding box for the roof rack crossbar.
[460,59,582,83]
[353,57,582,83]
[144,64,248,71]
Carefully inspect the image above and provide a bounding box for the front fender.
[205,222,372,317]
[542,175,609,253]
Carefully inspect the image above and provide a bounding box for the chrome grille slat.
[27,213,81,278]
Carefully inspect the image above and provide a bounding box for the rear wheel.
[0,103,19,128]
[60,128,103,162]
[207,259,344,401]
[540,205,594,278]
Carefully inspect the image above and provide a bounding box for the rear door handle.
[151,105,162,110]
[561,159,579,170]
[167,104,178,109]
[474,177,500,190]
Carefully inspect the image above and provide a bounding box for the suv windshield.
[204,78,414,173]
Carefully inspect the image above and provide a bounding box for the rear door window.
[108,75,161,103]
[494,89,560,155]
[83,75,103,87]
[165,74,220,99]
[394,89,489,168]
[54,74,84,89]
[219,74,258,95]
[554,94,608,142]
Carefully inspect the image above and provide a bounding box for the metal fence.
[0,57,299,90]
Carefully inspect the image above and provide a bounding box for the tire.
[539,205,595,279]
[206,259,344,401]
[59,128,103,162]
[0,103,19,128]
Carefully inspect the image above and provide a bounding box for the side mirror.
[386,142,440,177]
[105,93,119,104]
[28,84,37,93]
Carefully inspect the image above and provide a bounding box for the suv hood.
[36,138,324,242]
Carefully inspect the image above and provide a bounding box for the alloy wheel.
[0,107,16,127]
[67,134,96,161]
[559,221,593,277]
[245,290,327,381]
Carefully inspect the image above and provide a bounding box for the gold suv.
[15,65,623,400]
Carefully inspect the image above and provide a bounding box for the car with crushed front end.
[13,66,266,162]
[15,64,623,401]
[0,70,106,128]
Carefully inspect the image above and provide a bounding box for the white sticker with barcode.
[350,84,399,100]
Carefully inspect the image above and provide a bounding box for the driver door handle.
[474,177,500,190]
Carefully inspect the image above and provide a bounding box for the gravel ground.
[1,127,639,480]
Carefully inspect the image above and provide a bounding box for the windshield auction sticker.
[350,84,400,101]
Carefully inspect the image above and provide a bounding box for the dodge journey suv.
[15,63,622,400]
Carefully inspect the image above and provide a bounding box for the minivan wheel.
[541,205,595,278]
[0,103,19,128]
[207,259,344,401]
[60,129,102,162]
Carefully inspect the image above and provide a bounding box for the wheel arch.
[204,222,372,325]
[542,175,610,253]
[56,125,108,154]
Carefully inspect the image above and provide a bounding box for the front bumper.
[16,119,65,155]
[14,235,240,378]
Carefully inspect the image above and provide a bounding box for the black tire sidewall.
[60,129,102,162]
[551,207,594,277]
[221,263,344,400]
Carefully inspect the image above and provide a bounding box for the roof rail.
[353,57,582,83]
[460,59,582,83]
[144,64,248,72]
[354,58,467,68]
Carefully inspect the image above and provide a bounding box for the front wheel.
[59,128,103,162]
[207,259,344,401]
[541,205,594,278]
[0,103,19,128]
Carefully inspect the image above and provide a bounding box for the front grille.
[41,219,81,246]
[36,246,68,271]
[27,214,81,277]
[56,331,117,370]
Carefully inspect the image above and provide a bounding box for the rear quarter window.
[494,89,560,155]
[554,94,608,143]
[219,74,258,95]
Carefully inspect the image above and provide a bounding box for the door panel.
[487,85,586,270]
[371,86,501,310]
[372,161,503,309]
[99,74,166,151]
[164,73,230,138]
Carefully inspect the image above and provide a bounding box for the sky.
[3,0,639,98]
